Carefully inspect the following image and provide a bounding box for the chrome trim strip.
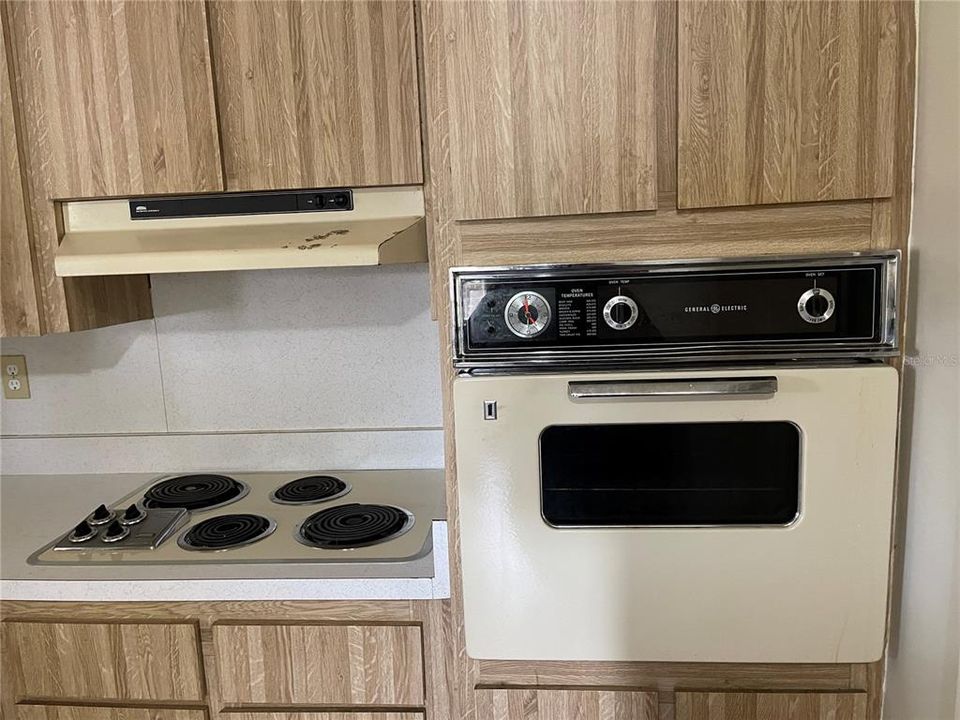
[568,376,778,399]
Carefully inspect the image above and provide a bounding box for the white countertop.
[0,473,449,601]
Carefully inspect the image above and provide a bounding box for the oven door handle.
[568,376,778,399]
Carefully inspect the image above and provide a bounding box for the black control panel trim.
[129,189,353,220]
[452,252,899,368]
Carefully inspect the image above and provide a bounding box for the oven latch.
[483,400,498,420]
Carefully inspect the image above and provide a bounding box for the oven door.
[453,365,898,663]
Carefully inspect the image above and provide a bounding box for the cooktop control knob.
[120,503,146,526]
[603,295,640,330]
[102,520,130,543]
[68,520,97,543]
[797,287,836,324]
[87,504,115,526]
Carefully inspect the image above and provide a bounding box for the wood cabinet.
[18,707,206,720]
[6,0,222,199]
[213,622,425,706]
[675,691,868,720]
[422,0,659,221]
[209,0,422,192]
[1,0,223,335]
[1,17,39,336]
[677,1,900,209]
[475,688,658,720]
[225,715,421,720]
[2,621,203,701]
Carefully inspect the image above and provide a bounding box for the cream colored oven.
[451,253,900,663]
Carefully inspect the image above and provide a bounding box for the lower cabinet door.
[3,621,204,701]
[475,688,659,720]
[18,707,206,720]
[675,692,868,720]
[212,623,424,705]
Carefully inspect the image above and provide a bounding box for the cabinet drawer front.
[476,688,658,720]
[18,707,206,720]
[675,692,867,720]
[3,621,203,701]
[213,623,424,706]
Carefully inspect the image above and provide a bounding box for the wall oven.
[451,252,900,663]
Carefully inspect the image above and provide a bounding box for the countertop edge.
[0,521,450,602]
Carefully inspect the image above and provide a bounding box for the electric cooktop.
[29,470,442,566]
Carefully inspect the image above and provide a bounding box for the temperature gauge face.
[504,291,551,338]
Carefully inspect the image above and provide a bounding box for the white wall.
[0,264,444,473]
[884,3,960,719]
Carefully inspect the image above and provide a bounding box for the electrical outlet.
[1,355,30,399]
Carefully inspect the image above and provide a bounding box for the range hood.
[55,186,427,277]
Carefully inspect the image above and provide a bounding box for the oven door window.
[540,422,801,527]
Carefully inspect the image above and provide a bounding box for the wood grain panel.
[422,0,657,220]
[458,201,875,265]
[0,600,417,624]
[476,688,658,720]
[678,1,899,208]
[209,0,422,191]
[3,621,203,701]
[7,0,222,198]
[477,661,852,697]
[18,707,206,720]
[1,13,39,336]
[213,623,424,706]
[675,692,867,720]
[224,714,421,720]
[4,0,217,334]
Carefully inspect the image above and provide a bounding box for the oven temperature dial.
[797,287,836,324]
[504,291,551,338]
[603,295,640,330]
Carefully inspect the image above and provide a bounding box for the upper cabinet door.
[423,0,658,221]
[6,0,223,199]
[209,0,423,191]
[678,1,899,209]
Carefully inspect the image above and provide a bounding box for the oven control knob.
[797,287,836,324]
[603,295,640,330]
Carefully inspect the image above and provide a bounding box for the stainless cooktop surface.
[30,469,443,566]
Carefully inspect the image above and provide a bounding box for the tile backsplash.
[0,265,443,473]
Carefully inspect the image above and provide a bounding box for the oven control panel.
[452,253,899,366]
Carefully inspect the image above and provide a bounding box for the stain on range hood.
[55,186,426,277]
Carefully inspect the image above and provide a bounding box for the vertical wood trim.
[655,0,678,209]
[0,4,40,336]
